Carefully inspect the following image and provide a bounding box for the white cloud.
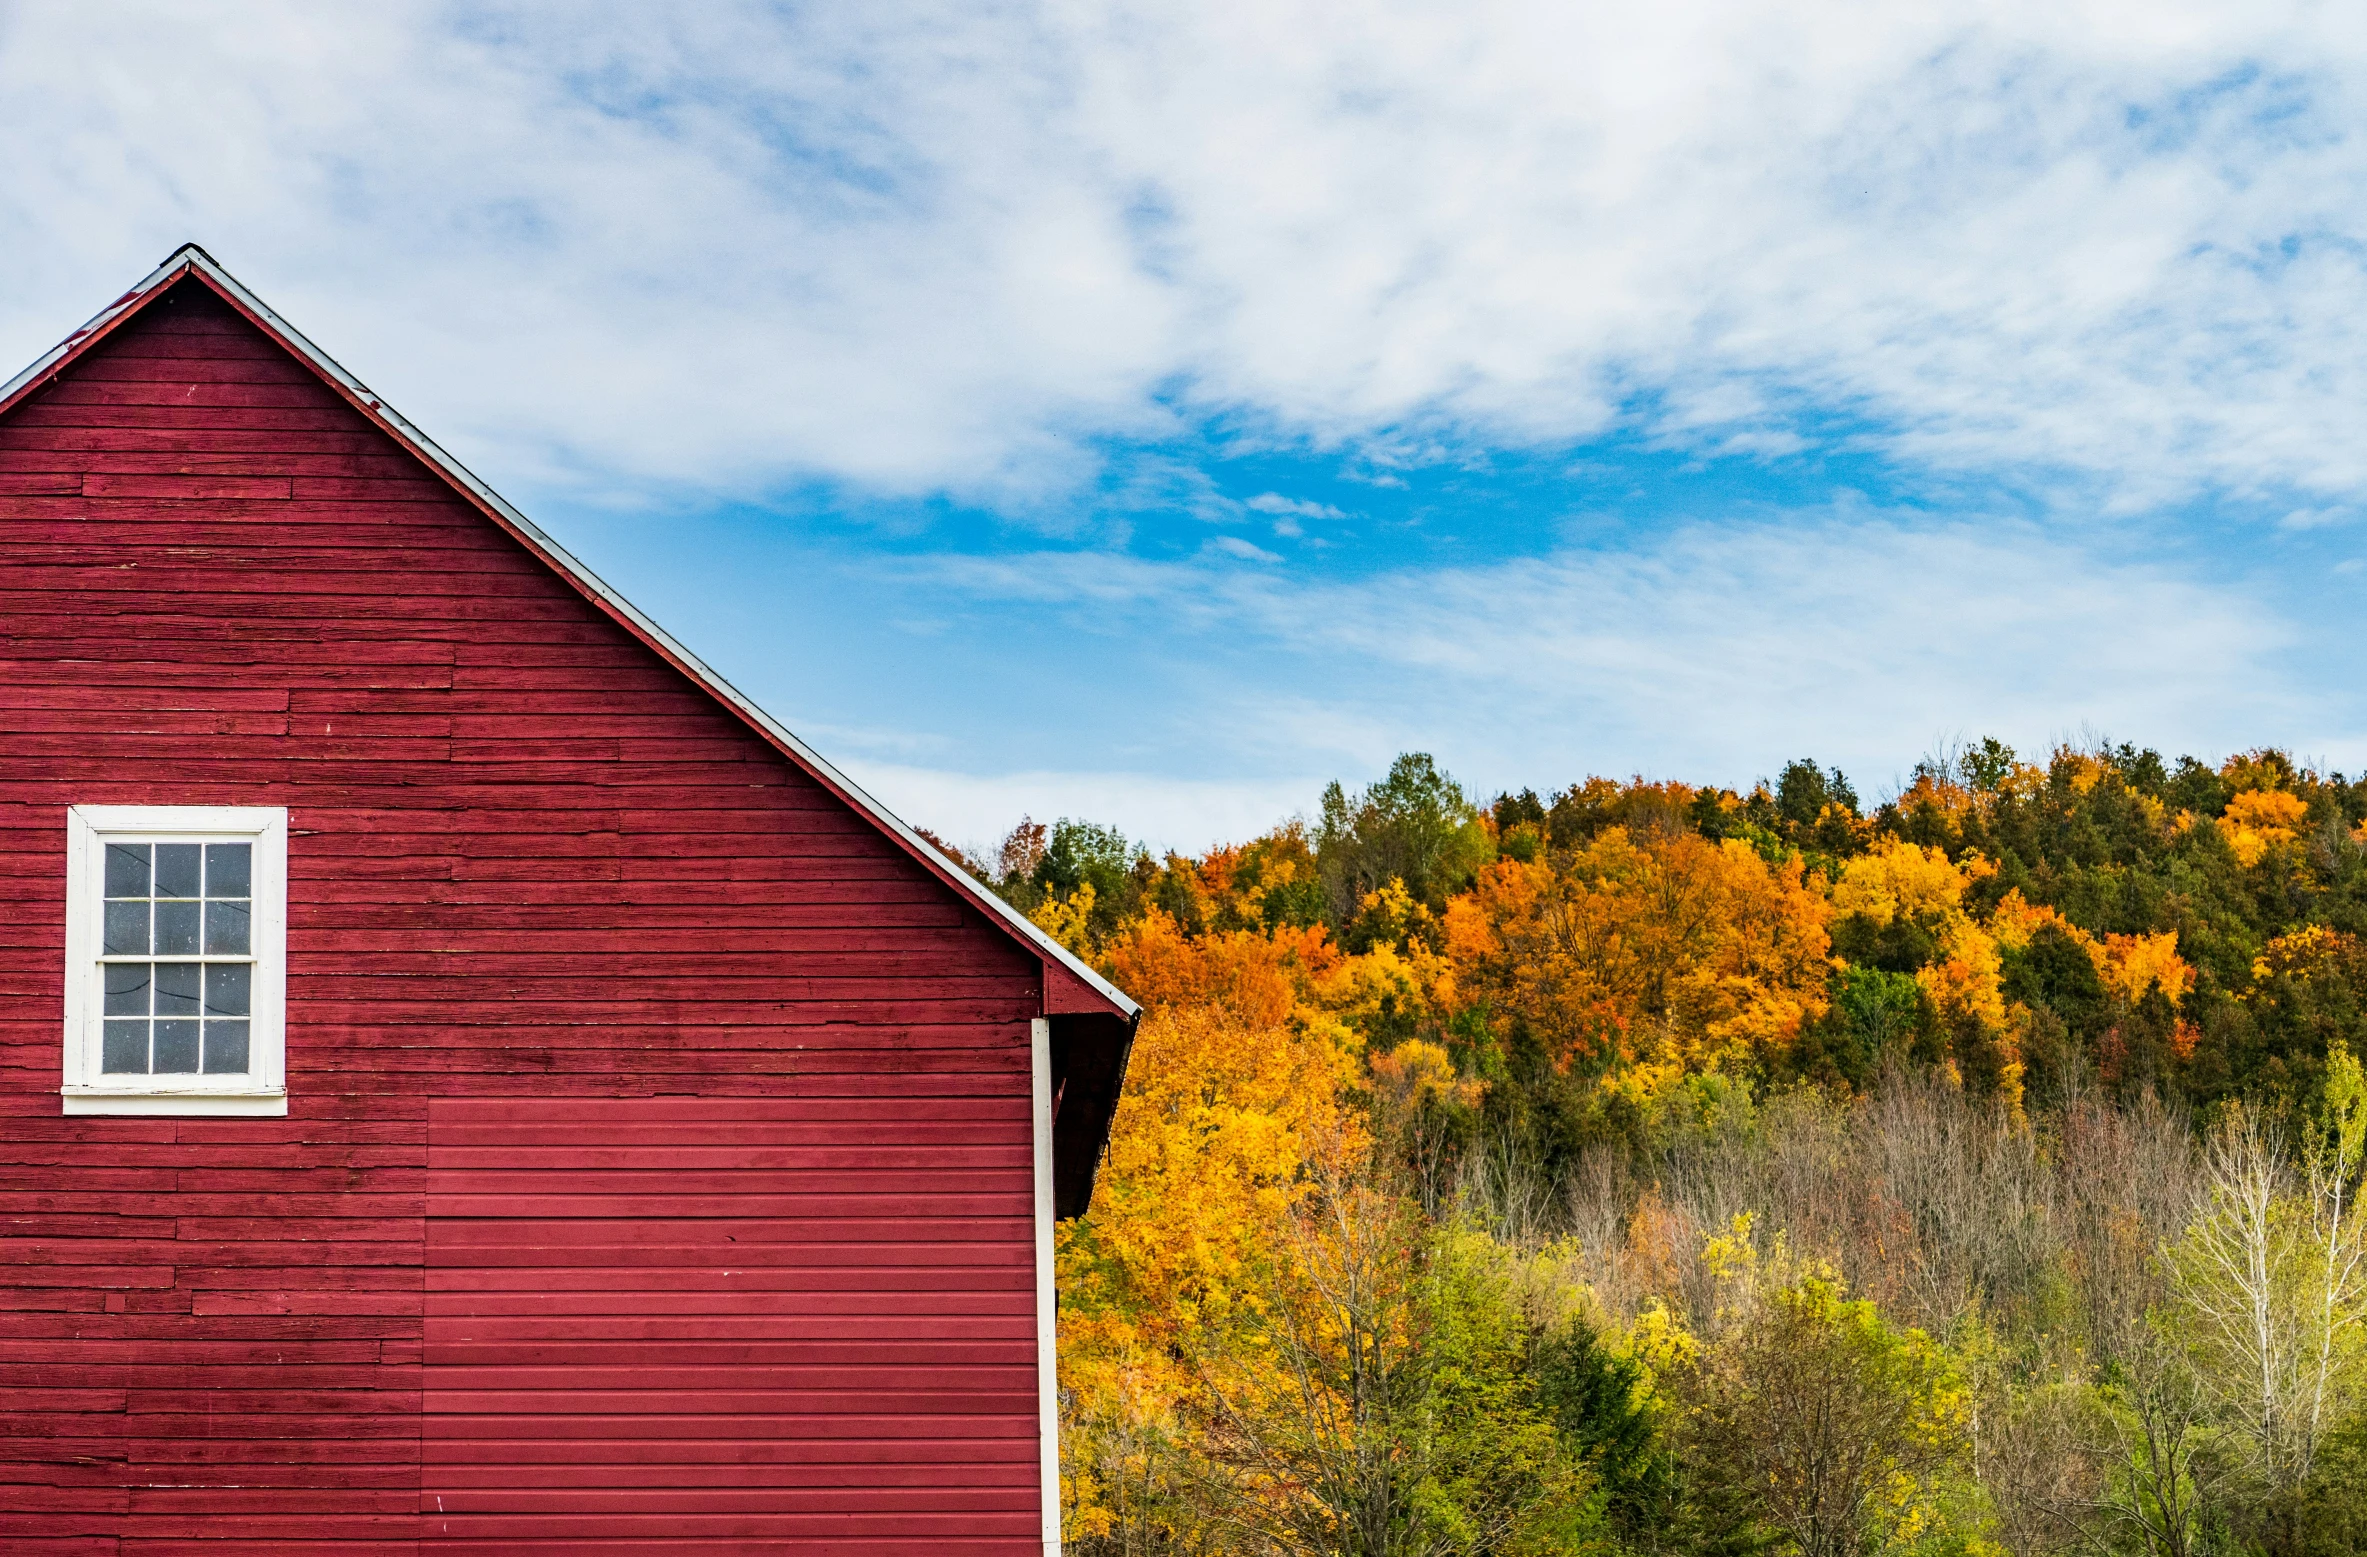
[2,3,2366,508]
[904,515,2345,810]
[1245,492,1348,519]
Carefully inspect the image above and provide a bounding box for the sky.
[3,1,2365,854]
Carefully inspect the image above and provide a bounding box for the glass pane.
[103,902,150,956]
[153,843,202,899]
[151,1020,200,1074]
[103,963,151,1016]
[206,843,251,899]
[204,900,251,956]
[154,901,200,956]
[101,1020,148,1074]
[154,962,202,1016]
[204,963,251,1017]
[105,843,150,900]
[203,1021,249,1075]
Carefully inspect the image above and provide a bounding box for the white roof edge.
[0,247,200,410]
[19,243,1136,1021]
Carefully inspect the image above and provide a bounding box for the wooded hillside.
[956,741,2367,1556]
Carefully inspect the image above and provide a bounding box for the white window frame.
[62,805,288,1116]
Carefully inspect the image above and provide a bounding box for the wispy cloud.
[902,514,2335,814]
[1245,493,1347,519]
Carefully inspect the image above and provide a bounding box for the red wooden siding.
[423,1097,1038,1551]
[0,278,1050,1552]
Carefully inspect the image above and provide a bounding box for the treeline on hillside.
[929,741,2367,1556]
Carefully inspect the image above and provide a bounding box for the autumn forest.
[938,741,2367,1557]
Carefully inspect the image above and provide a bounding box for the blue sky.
[4,3,2366,851]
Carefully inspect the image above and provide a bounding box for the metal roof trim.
[0,247,213,418]
[10,243,1138,1022]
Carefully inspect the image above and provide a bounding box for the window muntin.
[99,841,255,1077]
[63,807,287,1115]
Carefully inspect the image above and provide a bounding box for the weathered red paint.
[0,267,1123,1549]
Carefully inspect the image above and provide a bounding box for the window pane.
[154,843,202,899]
[204,900,251,956]
[102,1020,149,1074]
[154,962,202,1016]
[203,1021,249,1075]
[104,964,151,1016]
[206,843,251,899]
[204,963,251,1017]
[104,901,150,956]
[91,825,274,1090]
[152,1020,200,1074]
[154,901,200,956]
[105,843,150,899]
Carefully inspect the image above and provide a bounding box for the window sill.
[61,1089,288,1117]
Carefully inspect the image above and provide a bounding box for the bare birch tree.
[2165,1052,2367,1530]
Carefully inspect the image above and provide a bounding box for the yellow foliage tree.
[2252,924,2353,985]
[1988,888,2072,956]
[1992,889,2195,1006]
[1057,1001,1364,1542]
[1311,932,1452,1045]
[1673,1224,1974,1556]
[1919,921,2012,1084]
[1028,881,1099,958]
[2099,930,2196,1006]
[1990,888,2198,1068]
[1830,835,1989,930]
[1166,820,1327,934]
[1836,839,2022,1107]
[2219,788,2311,868]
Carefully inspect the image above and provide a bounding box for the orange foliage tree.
[1101,908,1339,1029]
[1444,826,1832,1077]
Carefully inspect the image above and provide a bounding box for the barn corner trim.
[0,244,1142,1122]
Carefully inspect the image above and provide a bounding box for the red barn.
[0,246,1137,1554]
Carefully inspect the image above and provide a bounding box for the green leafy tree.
[1029,818,1147,938]
[2287,1407,2367,1556]
[1193,1176,1602,1556]
[1672,1255,1972,1557]
[1962,738,2017,795]
[1777,759,1861,830]
[1319,753,1493,921]
[2091,1332,2216,1557]
[1531,1320,1665,1537]
[1797,965,1929,1090]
